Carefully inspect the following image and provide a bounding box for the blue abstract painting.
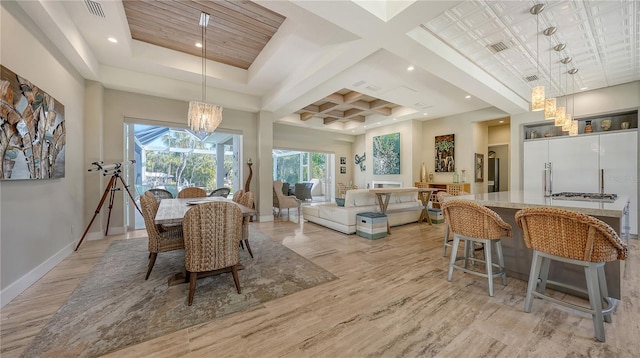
[373,132,400,175]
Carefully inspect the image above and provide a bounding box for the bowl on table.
[335,198,345,207]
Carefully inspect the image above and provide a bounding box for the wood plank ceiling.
[122,0,285,70]
[296,89,399,125]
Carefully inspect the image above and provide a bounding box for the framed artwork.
[1,65,66,179]
[434,134,454,172]
[340,166,346,174]
[340,156,346,165]
[373,132,400,174]
[475,153,484,182]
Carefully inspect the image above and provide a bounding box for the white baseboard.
[1,241,74,308]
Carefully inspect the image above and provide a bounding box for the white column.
[257,111,275,222]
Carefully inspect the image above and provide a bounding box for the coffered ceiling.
[10,0,639,134]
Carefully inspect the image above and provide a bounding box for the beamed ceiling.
[296,89,399,125]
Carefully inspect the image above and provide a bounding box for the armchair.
[273,180,300,218]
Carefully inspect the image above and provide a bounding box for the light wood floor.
[1,217,638,357]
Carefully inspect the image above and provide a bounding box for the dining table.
[154,197,257,285]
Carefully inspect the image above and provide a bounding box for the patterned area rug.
[23,229,337,357]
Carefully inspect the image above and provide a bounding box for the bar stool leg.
[484,239,494,296]
[495,240,506,286]
[442,225,450,257]
[597,265,612,323]
[539,257,551,294]
[585,263,606,342]
[525,251,543,313]
[448,234,461,282]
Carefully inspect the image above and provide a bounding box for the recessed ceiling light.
[407,65,415,71]
[581,87,588,90]
[499,120,504,123]
[465,95,471,99]
[393,118,397,121]
[196,42,203,48]
[108,37,118,43]
[423,112,428,116]
[364,125,367,128]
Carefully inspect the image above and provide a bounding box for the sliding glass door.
[125,122,243,229]
[272,149,334,202]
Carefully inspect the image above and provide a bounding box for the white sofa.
[302,188,422,234]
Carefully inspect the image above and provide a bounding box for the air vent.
[352,80,366,87]
[85,0,105,17]
[524,74,538,82]
[489,41,509,53]
[365,84,381,92]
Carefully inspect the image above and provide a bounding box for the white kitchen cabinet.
[523,130,638,235]
[523,140,550,195]
[599,131,637,235]
[548,136,600,193]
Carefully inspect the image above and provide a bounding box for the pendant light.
[555,55,571,126]
[543,27,557,120]
[530,4,545,111]
[188,12,223,136]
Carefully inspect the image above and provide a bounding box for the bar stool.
[515,207,628,342]
[436,191,453,256]
[440,200,512,296]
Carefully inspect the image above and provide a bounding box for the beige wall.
[1,3,85,302]
[488,123,510,145]
[421,108,508,192]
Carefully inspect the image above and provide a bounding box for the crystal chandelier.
[188,12,222,136]
[530,4,545,112]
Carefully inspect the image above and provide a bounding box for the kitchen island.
[457,191,630,299]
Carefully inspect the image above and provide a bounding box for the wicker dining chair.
[515,207,628,342]
[209,187,231,198]
[147,188,174,201]
[183,201,243,306]
[139,192,185,280]
[177,187,207,198]
[238,191,255,258]
[231,189,244,203]
[440,200,512,296]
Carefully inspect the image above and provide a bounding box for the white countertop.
[457,191,629,218]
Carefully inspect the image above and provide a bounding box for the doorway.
[272,149,335,202]
[488,144,509,192]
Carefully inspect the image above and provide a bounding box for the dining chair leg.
[188,272,198,306]
[244,239,254,258]
[145,253,158,280]
[231,265,242,294]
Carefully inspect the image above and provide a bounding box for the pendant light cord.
[201,17,206,103]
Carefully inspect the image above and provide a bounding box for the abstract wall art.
[435,134,454,172]
[0,65,66,179]
[373,132,400,175]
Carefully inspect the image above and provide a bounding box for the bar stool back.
[441,200,512,296]
[515,207,627,342]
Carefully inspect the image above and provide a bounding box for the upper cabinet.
[523,111,637,140]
